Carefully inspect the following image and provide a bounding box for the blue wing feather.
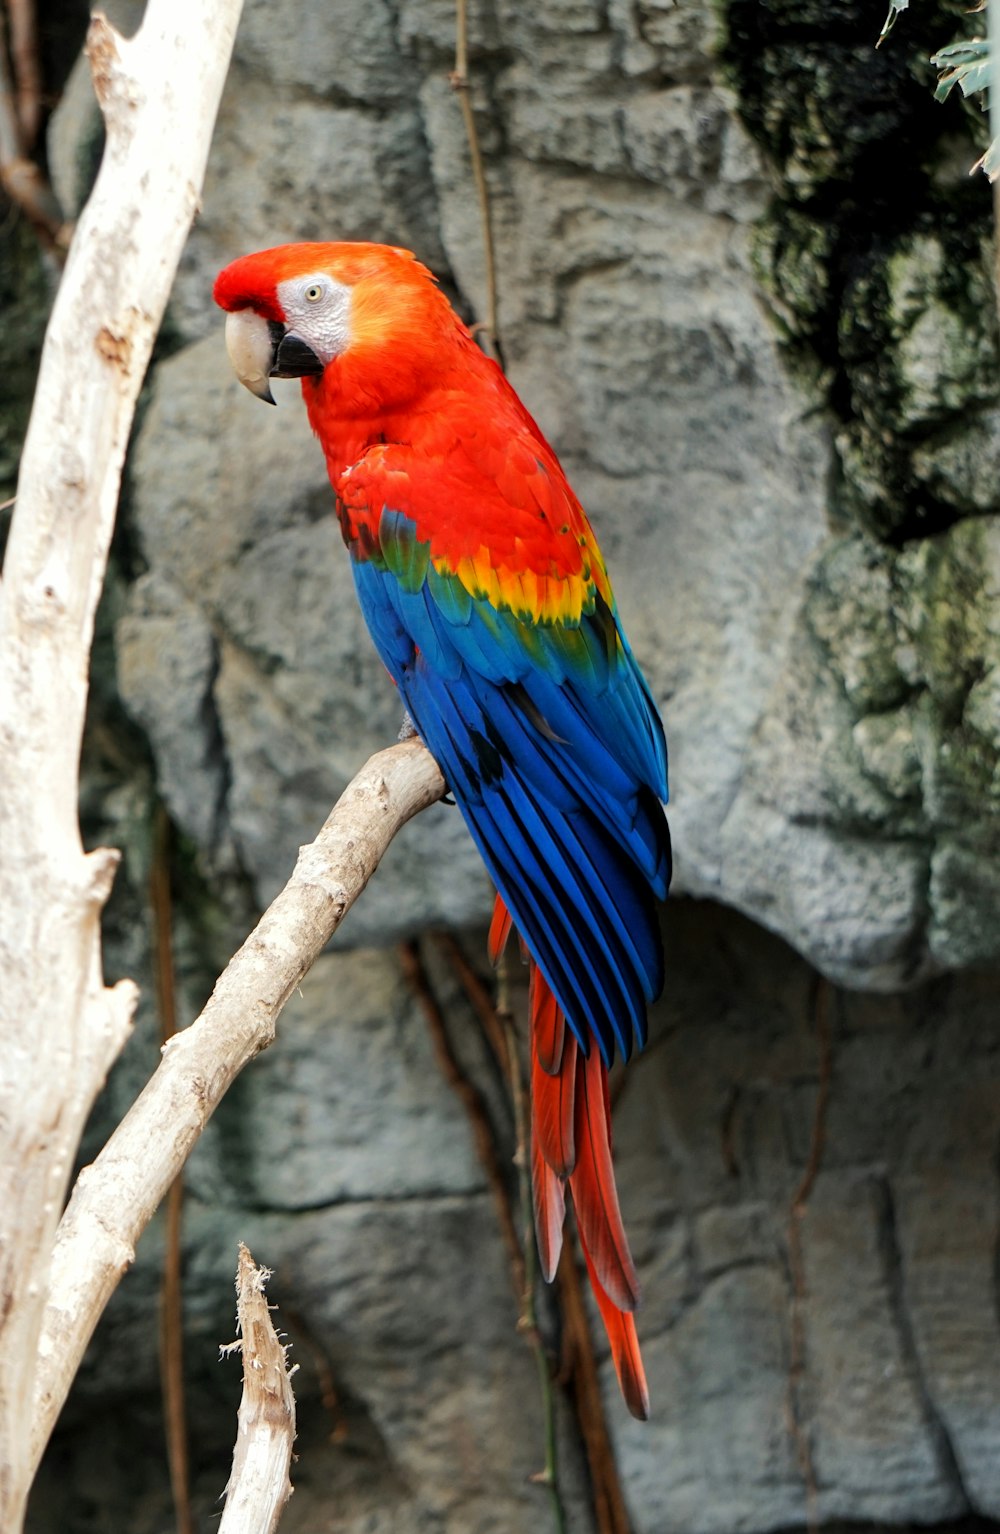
[352,509,670,1061]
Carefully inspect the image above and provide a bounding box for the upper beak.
[224,310,325,406]
[225,309,278,405]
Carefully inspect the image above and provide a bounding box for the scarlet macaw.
[214,243,670,1418]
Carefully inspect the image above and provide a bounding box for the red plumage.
[214,241,669,1422]
[496,896,649,1419]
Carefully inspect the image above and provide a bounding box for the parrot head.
[213,241,457,408]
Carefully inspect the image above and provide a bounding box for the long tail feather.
[579,1234,650,1421]
[530,961,565,1074]
[569,1042,642,1313]
[525,956,648,1416]
[532,1023,577,1177]
[531,1130,566,1282]
[488,894,514,964]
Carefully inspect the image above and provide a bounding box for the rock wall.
[30,908,1000,1533]
[20,0,1000,1528]
[53,0,1000,991]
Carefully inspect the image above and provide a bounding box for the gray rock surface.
[115,0,843,966]
[31,907,1000,1532]
[722,520,1000,983]
[101,0,1000,988]
[607,902,1000,1531]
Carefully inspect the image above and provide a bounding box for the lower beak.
[224,312,325,405]
[271,331,325,381]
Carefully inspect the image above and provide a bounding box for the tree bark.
[219,1245,297,1534]
[0,4,242,1526]
[29,740,445,1476]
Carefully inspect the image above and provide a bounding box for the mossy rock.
[801,520,1000,831]
[724,0,999,543]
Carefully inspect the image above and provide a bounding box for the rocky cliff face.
[22,0,1000,1528]
[53,0,1000,992]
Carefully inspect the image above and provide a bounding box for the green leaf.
[972,133,1000,180]
[931,37,991,102]
[877,0,909,47]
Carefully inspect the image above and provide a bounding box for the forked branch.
[0,5,242,1526]
[30,740,445,1476]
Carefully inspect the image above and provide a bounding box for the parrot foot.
[397,710,419,742]
[398,710,454,803]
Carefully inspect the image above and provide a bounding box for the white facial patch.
[276,272,353,365]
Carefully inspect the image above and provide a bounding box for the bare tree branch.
[151,806,194,1534]
[450,0,504,368]
[7,0,41,149]
[0,4,242,1526]
[219,1244,297,1534]
[30,739,445,1477]
[0,2,68,254]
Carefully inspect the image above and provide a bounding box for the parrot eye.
[274,270,352,363]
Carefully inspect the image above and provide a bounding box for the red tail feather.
[531,1023,577,1177]
[580,1234,650,1421]
[568,1042,642,1313]
[525,955,648,1417]
[530,962,565,1074]
[531,1130,566,1282]
[488,894,513,965]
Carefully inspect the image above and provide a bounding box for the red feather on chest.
[303,364,601,600]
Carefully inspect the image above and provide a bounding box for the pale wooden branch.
[0,4,242,1527]
[219,1244,297,1534]
[30,740,446,1475]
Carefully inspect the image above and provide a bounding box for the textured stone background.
[12,0,1000,1528]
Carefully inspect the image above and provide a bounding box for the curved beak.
[225,310,326,405]
[225,309,278,405]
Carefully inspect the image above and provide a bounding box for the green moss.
[842,227,997,432]
[722,0,999,544]
[801,519,1000,832]
[851,707,922,803]
[896,518,989,716]
[911,408,1000,512]
[750,207,834,349]
[0,212,51,519]
[722,0,954,198]
[805,535,910,714]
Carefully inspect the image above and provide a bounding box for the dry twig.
[555,1237,634,1534]
[433,931,510,1070]
[500,1004,566,1534]
[432,936,635,1534]
[408,939,569,1529]
[0,2,68,254]
[450,0,505,367]
[399,939,524,1283]
[151,805,193,1534]
[7,0,41,149]
[785,977,833,1534]
[219,1244,297,1534]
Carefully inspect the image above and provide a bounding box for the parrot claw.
[397,710,454,802]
